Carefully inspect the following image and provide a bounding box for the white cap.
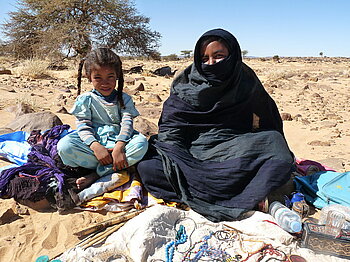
[290,221,302,233]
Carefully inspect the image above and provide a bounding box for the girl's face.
[90,65,117,96]
[201,41,229,65]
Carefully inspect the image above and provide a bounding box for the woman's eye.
[215,54,225,59]
[202,57,208,63]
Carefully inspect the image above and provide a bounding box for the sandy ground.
[0,56,349,261]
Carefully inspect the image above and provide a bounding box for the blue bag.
[294,171,350,209]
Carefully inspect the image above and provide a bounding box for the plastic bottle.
[269,201,302,233]
[319,204,350,230]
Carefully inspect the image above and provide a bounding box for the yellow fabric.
[80,173,183,210]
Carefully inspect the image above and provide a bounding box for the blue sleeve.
[70,94,97,146]
[121,93,139,118]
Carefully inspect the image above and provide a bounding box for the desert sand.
[0,56,349,261]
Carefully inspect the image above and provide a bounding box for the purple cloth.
[0,125,71,198]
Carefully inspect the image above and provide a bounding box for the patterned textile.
[79,173,164,212]
[0,125,83,210]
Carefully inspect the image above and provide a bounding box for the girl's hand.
[90,142,113,165]
[111,141,128,171]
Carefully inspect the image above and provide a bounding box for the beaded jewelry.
[173,217,197,254]
[240,244,287,262]
[181,231,232,261]
[165,225,188,262]
[161,221,306,262]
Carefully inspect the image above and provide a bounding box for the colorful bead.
[165,225,188,262]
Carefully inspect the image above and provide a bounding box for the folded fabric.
[295,171,350,209]
[77,171,130,204]
[79,174,169,212]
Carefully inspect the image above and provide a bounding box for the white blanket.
[60,205,348,262]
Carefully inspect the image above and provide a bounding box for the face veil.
[171,28,245,110]
[194,28,243,86]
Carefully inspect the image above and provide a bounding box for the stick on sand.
[74,209,144,238]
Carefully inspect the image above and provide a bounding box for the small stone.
[135,83,145,91]
[307,140,331,146]
[57,94,65,100]
[301,119,311,125]
[60,88,71,93]
[124,77,136,85]
[309,77,318,82]
[320,121,337,129]
[56,107,69,114]
[0,69,12,75]
[0,86,16,92]
[148,94,162,103]
[293,114,302,120]
[67,84,76,89]
[15,204,29,215]
[0,208,20,225]
[281,113,292,121]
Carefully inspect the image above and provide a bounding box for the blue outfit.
[57,90,148,177]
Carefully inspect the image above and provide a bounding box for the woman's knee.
[137,159,149,174]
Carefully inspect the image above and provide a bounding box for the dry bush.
[0,55,14,65]
[15,59,51,79]
[14,96,40,111]
[266,69,299,81]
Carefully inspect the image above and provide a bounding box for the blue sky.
[1,0,349,57]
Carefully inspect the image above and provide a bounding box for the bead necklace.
[181,231,232,261]
[165,225,188,262]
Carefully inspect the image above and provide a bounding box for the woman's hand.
[111,141,128,171]
[90,142,113,165]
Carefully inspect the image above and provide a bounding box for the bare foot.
[76,172,99,190]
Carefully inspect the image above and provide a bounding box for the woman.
[137,28,294,222]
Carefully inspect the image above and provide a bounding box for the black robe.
[137,29,294,222]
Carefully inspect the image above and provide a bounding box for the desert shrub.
[0,55,14,64]
[162,54,179,61]
[16,59,51,78]
[273,55,280,62]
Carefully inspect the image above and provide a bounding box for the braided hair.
[77,48,125,108]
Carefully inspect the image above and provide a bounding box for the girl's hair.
[77,48,125,108]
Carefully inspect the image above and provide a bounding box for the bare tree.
[2,0,161,59]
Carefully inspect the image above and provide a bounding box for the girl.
[57,48,148,190]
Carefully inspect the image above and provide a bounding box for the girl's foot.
[76,172,99,190]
